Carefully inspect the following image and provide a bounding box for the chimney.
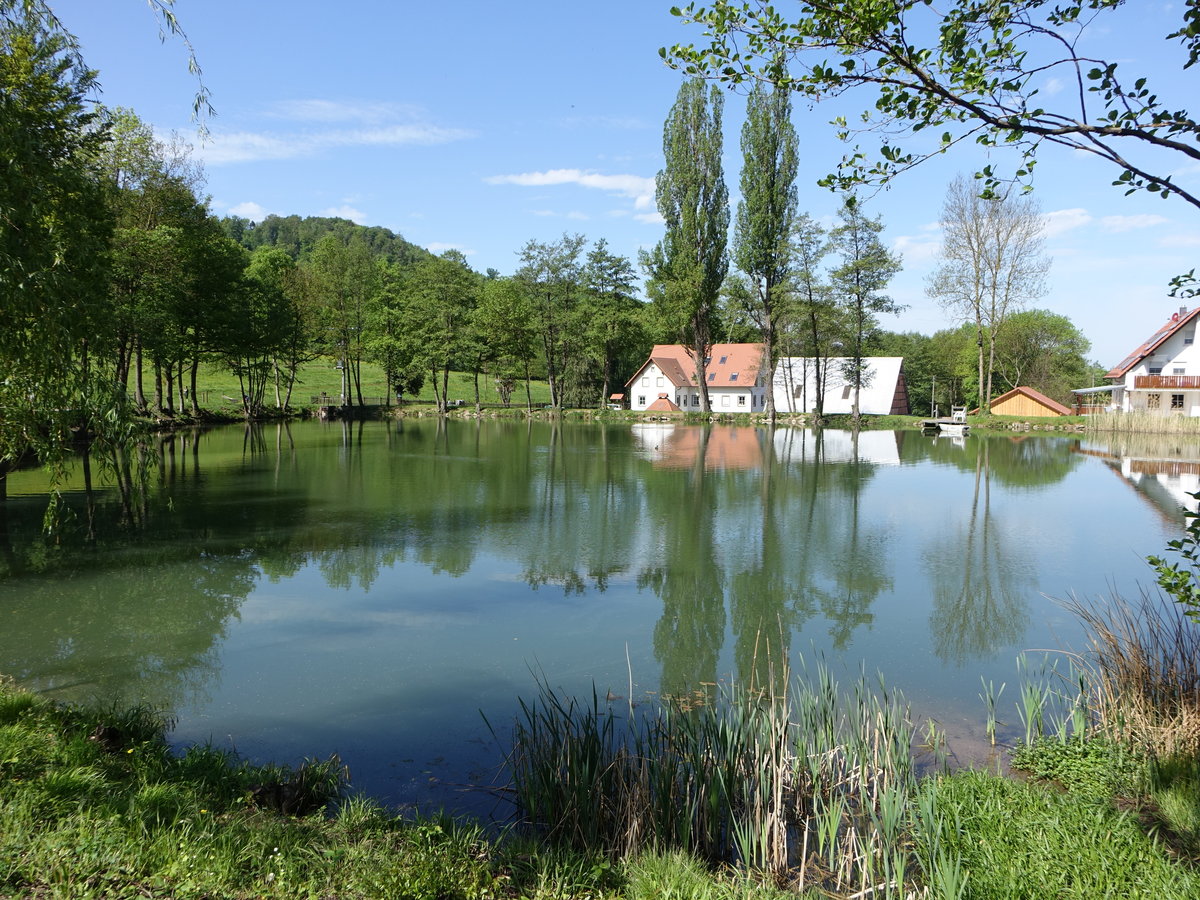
[1181,306,1189,317]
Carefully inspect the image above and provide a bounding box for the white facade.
[1109,310,1200,416]
[773,357,907,415]
[627,347,768,413]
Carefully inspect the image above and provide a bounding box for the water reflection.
[924,439,1032,666]
[0,421,1186,812]
[1077,434,1200,517]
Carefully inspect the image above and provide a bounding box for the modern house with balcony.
[1105,306,1200,415]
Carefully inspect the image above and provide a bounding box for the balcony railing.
[1133,375,1200,389]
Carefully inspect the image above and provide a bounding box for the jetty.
[921,406,970,435]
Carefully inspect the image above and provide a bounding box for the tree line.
[0,2,1098,501]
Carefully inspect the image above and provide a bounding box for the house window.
[721,395,731,407]
[1150,366,1164,375]
[638,395,645,406]
[719,355,727,364]
[641,377,649,386]
[738,396,746,406]
[1148,393,1161,409]
[842,385,853,399]
[1172,393,1185,410]
[730,372,739,382]
[656,376,664,387]
[1175,368,1187,375]
[708,373,716,382]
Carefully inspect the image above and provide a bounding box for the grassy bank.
[0,676,792,899]
[157,360,554,415]
[5,641,1200,899]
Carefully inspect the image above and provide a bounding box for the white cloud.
[267,99,424,125]
[226,201,269,221]
[892,232,941,265]
[634,211,664,225]
[566,210,589,220]
[486,168,656,210]
[321,205,366,224]
[426,242,476,256]
[1041,207,1093,237]
[192,101,472,165]
[1099,213,1169,232]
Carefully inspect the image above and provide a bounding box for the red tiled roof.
[645,394,682,412]
[1106,307,1200,379]
[989,386,1072,416]
[626,343,765,389]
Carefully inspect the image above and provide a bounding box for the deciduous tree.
[667,2,1200,210]
[733,81,798,422]
[643,78,729,412]
[927,176,1049,410]
[1,1,112,496]
[829,199,902,422]
[516,234,586,409]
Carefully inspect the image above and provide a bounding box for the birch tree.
[927,176,1049,410]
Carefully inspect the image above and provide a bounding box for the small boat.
[921,406,969,437]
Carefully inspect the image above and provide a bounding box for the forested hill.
[220,214,431,266]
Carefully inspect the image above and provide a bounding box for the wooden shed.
[989,386,1072,417]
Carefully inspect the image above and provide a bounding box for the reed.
[501,661,927,896]
[1086,410,1200,436]
[1061,590,1200,760]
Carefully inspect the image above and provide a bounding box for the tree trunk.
[135,340,147,412]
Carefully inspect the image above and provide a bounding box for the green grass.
[920,770,1200,899]
[0,676,792,900]
[146,359,554,413]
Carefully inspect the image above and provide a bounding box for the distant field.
[165,359,553,410]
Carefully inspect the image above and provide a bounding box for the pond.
[0,419,1191,818]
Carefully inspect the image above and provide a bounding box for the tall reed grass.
[1087,410,1200,436]
[1061,590,1200,759]
[499,662,936,896]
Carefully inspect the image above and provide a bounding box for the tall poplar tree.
[734,82,798,423]
[643,78,728,412]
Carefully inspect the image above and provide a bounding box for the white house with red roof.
[1106,306,1200,415]
[625,343,768,413]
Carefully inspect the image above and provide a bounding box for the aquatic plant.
[500,661,924,895]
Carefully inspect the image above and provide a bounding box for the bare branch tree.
[927,176,1049,410]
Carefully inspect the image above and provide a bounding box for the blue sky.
[51,0,1200,368]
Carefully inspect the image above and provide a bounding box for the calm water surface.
[0,420,1191,816]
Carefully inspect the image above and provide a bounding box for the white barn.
[773,357,910,415]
